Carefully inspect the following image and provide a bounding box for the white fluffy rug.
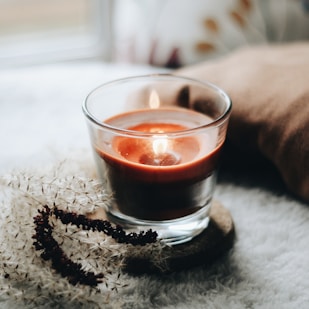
[0,62,309,308]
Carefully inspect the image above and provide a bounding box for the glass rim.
[82,74,232,138]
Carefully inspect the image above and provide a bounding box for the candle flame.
[149,90,160,109]
[152,135,168,155]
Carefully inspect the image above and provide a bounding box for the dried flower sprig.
[32,205,157,286]
[0,163,166,307]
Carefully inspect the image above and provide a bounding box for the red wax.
[95,109,223,220]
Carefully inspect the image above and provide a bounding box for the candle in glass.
[83,75,231,245]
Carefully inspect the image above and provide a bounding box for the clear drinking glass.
[83,74,232,245]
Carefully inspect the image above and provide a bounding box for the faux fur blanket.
[0,63,308,308]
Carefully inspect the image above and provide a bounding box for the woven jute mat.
[91,201,235,274]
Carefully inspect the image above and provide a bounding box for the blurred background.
[0,0,111,67]
[1,0,308,69]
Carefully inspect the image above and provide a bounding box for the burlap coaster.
[91,201,235,274]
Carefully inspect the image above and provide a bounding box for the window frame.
[0,0,112,68]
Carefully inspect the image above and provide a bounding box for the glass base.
[106,203,212,246]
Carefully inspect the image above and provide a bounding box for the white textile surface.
[0,62,308,309]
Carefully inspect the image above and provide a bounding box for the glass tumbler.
[83,74,232,245]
